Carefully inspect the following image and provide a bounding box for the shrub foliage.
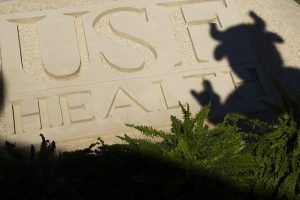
[0,90,300,199]
[122,97,300,200]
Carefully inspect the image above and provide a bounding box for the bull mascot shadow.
[191,11,300,123]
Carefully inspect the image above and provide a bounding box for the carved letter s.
[93,7,157,73]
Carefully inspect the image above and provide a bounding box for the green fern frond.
[170,115,182,137]
[193,103,210,134]
[125,124,169,139]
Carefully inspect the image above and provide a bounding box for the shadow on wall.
[191,11,300,124]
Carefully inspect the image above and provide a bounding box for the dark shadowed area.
[191,11,300,124]
[0,135,273,200]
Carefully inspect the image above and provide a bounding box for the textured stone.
[0,0,288,148]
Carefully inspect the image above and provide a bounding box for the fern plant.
[121,103,260,187]
[0,80,299,199]
[122,97,300,199]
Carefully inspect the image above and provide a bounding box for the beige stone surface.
[0,0,15,3]
[1,0,297,149]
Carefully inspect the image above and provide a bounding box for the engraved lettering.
[0,1,272,144]
[59,91,95,125]
[105,87,150,118]
[7,11,89,80]
[10,97,61,134]
[153,81,180,110]
[93,7,157,72]
[183,72,235,103]
[158,0,225,66]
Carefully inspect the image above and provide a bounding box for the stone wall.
[0,0,298,150]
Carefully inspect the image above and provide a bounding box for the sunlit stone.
[0,0,273,146]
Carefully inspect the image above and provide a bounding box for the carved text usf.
[0,0,271,143]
